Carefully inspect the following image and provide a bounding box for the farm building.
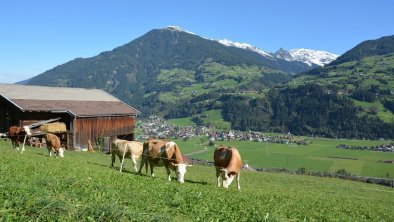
[0,83,140,150]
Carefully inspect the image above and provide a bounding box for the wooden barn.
[0,83,140,150]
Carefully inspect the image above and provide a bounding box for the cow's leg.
[236,173,241,190]
[145,159,148,174]
[131,155,138,172]
[11,140,16,149]
[48,147,52,157]
[216,168,221,187]
[120,150,127,173]
[138,155,145,174]
[166,166,171,181]
[111,152,116,168]
[21,135,27,153]
[150,162,155,177]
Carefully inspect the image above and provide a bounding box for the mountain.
[216,39,274,59]
[274,48,338,66]
[22,26,393,139]
[24,26,316,111]
[329,35,394,66]
[215,40,338,67]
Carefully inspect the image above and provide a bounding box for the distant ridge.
[329,35,394,65]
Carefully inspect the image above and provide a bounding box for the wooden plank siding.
[72,116,135,149]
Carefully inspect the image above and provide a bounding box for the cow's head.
[174,163,190,183]
[58,148,65,158]
[23,126,32,136]
[220,169,236,188]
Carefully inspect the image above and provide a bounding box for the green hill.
[1,141,393,221]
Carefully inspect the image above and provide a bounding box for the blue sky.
[1,0,393,83]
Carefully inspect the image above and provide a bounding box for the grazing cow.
[214,146,242,190]
[138,139,189,183]
[45,133,64,157]
[8,125,32,152]
[111,138,143,173]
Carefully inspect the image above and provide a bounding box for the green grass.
[168,109,231,130]
[1,140,394,221]
[175,137,394,179]
[155,62,285,103]
[203,110,231,130]
[352,99,394,122]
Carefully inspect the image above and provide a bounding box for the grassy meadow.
[173,137,394,179]
[1,139,394,221]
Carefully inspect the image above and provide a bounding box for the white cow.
[111,139,143,172]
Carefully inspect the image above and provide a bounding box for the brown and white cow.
[111,138,143,173]
[138,139,189,183]
[214,146,242,190]
[45,133,64,157]
[8,125,32,153]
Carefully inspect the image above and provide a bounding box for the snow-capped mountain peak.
[161,26,338,66]
[163,26,196,35]
[274,48,339,66]
[217,39,274,58]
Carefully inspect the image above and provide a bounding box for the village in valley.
[138,115,298,144]
[138,115,394,153]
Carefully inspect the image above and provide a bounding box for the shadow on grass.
[34,153,48,157]
[86,161,209,185]
[87,161,112,169]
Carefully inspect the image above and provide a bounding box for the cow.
[138,139,190,183]
[214,146,242,190]
[45,133,64,157]
[8,125,32,153]
[111,138,143,173]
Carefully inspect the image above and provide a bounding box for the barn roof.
[0,83,140,117]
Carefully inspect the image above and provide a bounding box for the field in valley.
[1,140,394,221]
[175,137,394,179]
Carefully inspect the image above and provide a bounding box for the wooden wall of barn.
[72,115,135,150]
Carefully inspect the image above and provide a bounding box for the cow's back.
[144,139,167,158]
[214,147,242,174]
[127,141,143,157]
[227,148,242,174]
[214,147,232,168]
[45,133,61,150]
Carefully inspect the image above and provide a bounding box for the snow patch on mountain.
[217,39,274,58]
[161,26,338,66]
[290,49,338,66]
[274,48,338,66]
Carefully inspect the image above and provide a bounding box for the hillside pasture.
[1,140,393,221]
